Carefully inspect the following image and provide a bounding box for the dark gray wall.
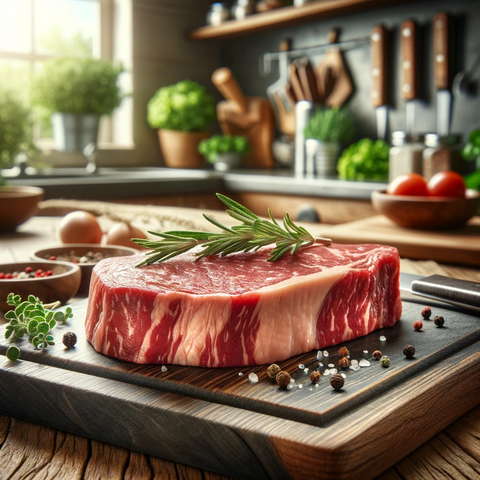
[220,0,480,142]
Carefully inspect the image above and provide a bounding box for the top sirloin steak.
[85,243,402,367]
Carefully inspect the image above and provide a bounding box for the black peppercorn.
[267,363,281,379]
[330,374,344,391]
[421,307,432,319]
[276,371,291,388]
[403,344,415,359]
[338,357,350,370]
[434,315,445,328]
[62,332,77,349]
[310,371,321,383]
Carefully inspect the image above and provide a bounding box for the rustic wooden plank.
[84,441,130,480]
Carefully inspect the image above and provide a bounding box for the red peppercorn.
[413,320,423,331]
[0,272,4,279]
[36,269,43,274]
[25,266,32,273]
[35,272,42,277]
[421,307,432,319]
[373,350,382,360]
[49,256,57,261]
[5,273,13,279]
[73,260,79,264]
[45,270,53,277]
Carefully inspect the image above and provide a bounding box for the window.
[0,0,132,151]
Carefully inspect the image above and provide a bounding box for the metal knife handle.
[433,12,452,90]
[411,275,480,308]
[401,20,419,101]
[371,25,389,108]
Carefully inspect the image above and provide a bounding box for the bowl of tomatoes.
[372,171,480,229]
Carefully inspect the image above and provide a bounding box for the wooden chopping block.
[212,67,275,168]
[314,29,354,107]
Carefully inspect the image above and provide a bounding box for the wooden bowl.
[0,186,44,231]
[0,261,81,313]
[371,189,480,229]
[31,244,138,297]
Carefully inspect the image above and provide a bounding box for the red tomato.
[386,173,429,196]
[427,171,466,198]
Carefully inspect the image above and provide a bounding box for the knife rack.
[260,36,369,76]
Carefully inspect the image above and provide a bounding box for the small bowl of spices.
[31,244,138,296]
[0,261,81,313]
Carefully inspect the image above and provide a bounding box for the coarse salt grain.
[248,372,259,384]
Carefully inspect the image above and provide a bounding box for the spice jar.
[422,134,467,180]
[388,131,424,181]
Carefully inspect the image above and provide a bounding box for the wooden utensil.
[288,61,305,102]
[314,29,354,107]
[297,57,321,103]
[212,67,275,168]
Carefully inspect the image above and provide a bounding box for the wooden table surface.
[1,215,480,480]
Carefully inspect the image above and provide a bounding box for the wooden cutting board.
[316,215,480,267]
[0,299,479,479]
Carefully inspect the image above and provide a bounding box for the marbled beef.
[85,243,402,367]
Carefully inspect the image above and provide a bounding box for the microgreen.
[132,194,331,266]
[4,293,73,351]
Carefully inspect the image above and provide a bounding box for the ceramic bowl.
[31,244,138,297]
[371,189,480,229]
[0,186,44,231]
[0,261,81,313]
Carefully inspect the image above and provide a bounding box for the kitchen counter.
[1,215,480,480]
[5,167,388,201]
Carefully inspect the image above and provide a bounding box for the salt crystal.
[362,350,369,358]
[318,362,323,368]
[317,350,323,360]
[304,368,309,374]
[324,370,331,376]
[351,359,359,366]
[349,365,360,372]
[323,350,329,357]
[238,372,243,376]
[287,383,295,391]
[298,363,305,369]
[341,373,347,379]
[309,387,313,392]
[359,359,371,367]
[248,372,259,384]
[331,368,338,374]
[161,365,168,372]
[380,335,387,342]
[328,363,334,368]
[298,384,303,389]
[315,383,320,388]
[290,378,296,383]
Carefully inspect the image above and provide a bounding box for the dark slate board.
[0,300,480,480]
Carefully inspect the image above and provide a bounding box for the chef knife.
[400,272,480,313]
[434,12,453,136]
[401,20,420,135]
[371,25,389,141]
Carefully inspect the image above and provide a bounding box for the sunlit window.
[0,0,132,150]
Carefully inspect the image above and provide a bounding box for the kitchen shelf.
[189,0,412,40]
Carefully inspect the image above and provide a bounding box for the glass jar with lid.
[388,131,425,181]
[422,134,468,180]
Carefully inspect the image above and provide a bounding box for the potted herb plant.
[32,57,123,152]
[304,107,355,177]
[0,88,44,231]
[462,128,480,191]
[198,135,249,171]
[147,80,216,168]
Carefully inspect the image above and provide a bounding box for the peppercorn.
[380,356,390,367]
[403,345,415,359]
[413,320,423,331]
[275,371,291,388]
[373,350,382,360]
[309,371,321,383]
[338,357,350,370]
[330,374,344,391]
[62,332,77,349]
[338,346,349,357]
[267,363,281,379]
[421,307,432,319]
[434,315,445,328]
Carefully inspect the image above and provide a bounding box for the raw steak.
[85,243,402,367]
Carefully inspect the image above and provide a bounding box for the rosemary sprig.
[132,193,331,266]
[4,293,73,351]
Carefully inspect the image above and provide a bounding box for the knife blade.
[371,25,389,141]
[401,20,420,135]
[400,272,480,313]
[434,12,453,136]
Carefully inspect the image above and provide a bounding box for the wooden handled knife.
[371,25,389,141]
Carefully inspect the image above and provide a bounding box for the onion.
[58,211,103,244]
[105,222,147,250]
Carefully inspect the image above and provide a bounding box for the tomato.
[427,171,466,198]
[386,173,429,196]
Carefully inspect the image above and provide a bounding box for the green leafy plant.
[132,193,331,265]
[32,57,123,115]
[304,107,355,143]
[198,135,250,163]
[147,80,216,132]
[0,88,32,177]
[337,138,389,181]
[4,293,73,351]
[461,129,480,191]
